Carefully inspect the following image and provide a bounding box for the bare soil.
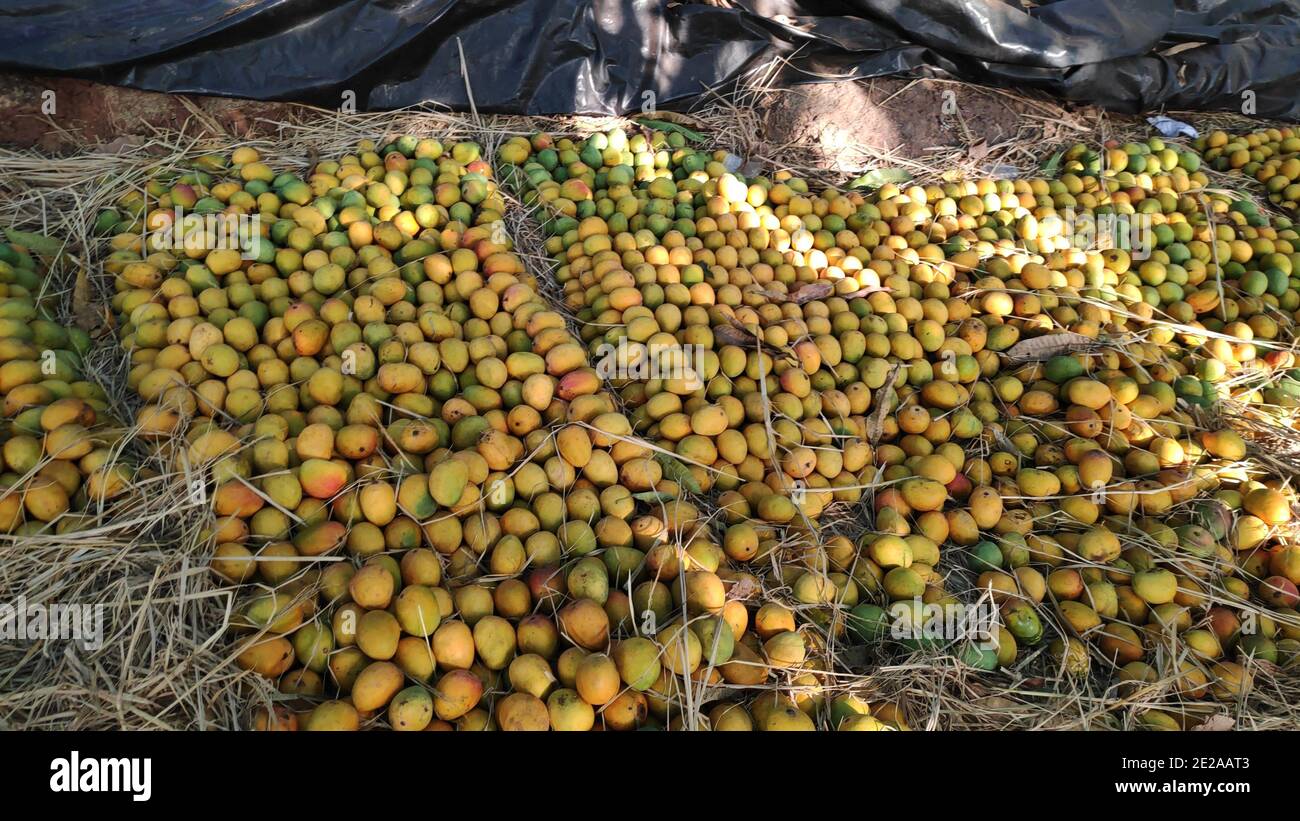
[753,76,1105,173]
[0,74,297,151]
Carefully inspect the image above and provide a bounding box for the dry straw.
[1,67,1298,730]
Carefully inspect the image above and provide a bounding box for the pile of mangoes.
[71,115,1300,730]
[494,127,1300,728]
[1194,127,1300,217]
[99,136,861,731]
[0,241,137,534]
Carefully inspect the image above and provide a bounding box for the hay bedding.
[1,70,1298,730]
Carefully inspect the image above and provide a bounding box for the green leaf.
[635,118,706,143]
[3,229,63,258]
[1039,150,1064,177]
[653,452,702,495]
[633,491,677,504]
[846,168,912,190]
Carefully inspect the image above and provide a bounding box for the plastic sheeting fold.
[1,0,1297,120]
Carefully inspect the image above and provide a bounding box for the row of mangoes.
[490,125,1300,726]
[1,241,141,533]
[1192,127,1300,217]
[42,117,1300,730]
[95,136,891,730]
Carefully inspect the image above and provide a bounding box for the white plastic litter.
[1147,116,1198,139]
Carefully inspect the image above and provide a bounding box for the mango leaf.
[1002,332,1095,364]
[790,281,835,304]
[1191,714,1235,732]
[653,452,702,494]
[633,491,676,504]
[3,228,63,257]
[847,168,911,190]
[638,110,708,129]
[72,268,100,333]
[635,118,706,143]
[1039,150,1064,177]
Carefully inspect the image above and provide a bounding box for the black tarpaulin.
[1,0,1297,120]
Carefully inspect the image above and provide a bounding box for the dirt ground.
[0,72,1095,171]
[752,76,1107,173]
[0,73,298,151]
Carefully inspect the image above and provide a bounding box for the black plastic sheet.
[1,0,1297,120]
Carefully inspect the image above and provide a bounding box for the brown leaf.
[726,574,760,601]
[750,287,788,302]
[789,281,835,304]
[989,426,1018,454]
[641,110,709,131]
[72,268,101,334]
[1191,713,1235,732]
[92,135,147,155]
[839,285,891,300]
[838,645,871,670]
[714,325,759,349]
[1002,332,1096,364]
[724,318,800,363]
[867,364,902,444]
[225,110,250,137]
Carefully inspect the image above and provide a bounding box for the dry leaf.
[714,325,759,348]
[990,426,1018,453]
[789,281,834,304]
[839,285,891,299]
[867,364,902,444]
[72,268,101,334]
[727,574,760,601]
[715,319,797,362]
[639,110,708,131]
[92,135,147,155]
[975,695,1020,711]
[1191,713,1235,731]
[838,646,871,669]
[1002,332,1096,363]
